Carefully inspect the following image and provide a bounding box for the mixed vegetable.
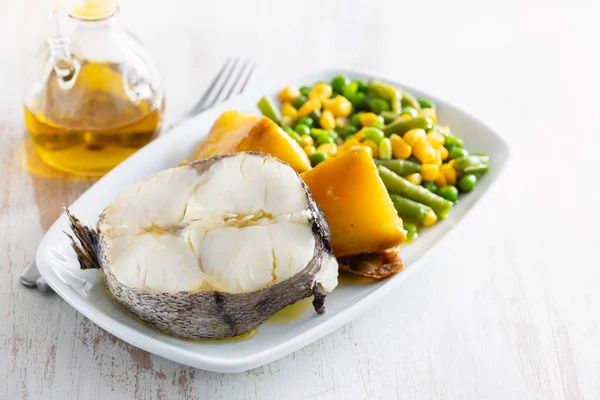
[257,75,490,242]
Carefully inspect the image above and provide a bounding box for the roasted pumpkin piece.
[236,118,311,173]
[301,147,406,257]
[186,111,261,162]
[185,110,311,173]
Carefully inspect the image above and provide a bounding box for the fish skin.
[67,152,337,339]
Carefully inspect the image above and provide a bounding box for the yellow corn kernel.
[435,173,447,187]
[405,173,422,185]
[362,139,379,158]
[335,117,349,128]
[317,143,338,157]
[413,140,437,164]
[304,145,316,156]
[309,82,333,100]
[426,131,445,148]
[403,129,427,147]
[419,108,437,124]
[320,109,336,130]
[434,148,443,165]
[297,98,321,117]
[280,85,301,102]
[281,102,298,121]
[338,138,361,153]
[441,164,457,186]
[280,115,294,127]
[423,210,437,226]
[439,146,449,161]
[324,95,353,118]
[390,134,412,159]
[393,114,413,122]
[421,164,440,182]
[299,134,314,148]
[354,130,366,142]
[448,159,455,167]
[360,112,379,127]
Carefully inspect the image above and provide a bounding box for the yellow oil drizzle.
[338,271,379,285]
[267,297,313,324]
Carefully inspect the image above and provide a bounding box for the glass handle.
[48,0,77,82]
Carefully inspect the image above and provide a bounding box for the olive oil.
[24,61,164,176]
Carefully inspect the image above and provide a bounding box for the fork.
[20,58,257,293]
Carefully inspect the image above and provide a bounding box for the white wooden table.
[2,0,599,398]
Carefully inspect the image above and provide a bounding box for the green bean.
[380,111,400,124]
[418,98,436,109]
[257,97,281,124]
[400,90,421,110]
[404,222,418,242]
[368,81,401,113]
[374,159,421,176]
[434,126,464,148]
[390,194,437,226]
[452,155,490,175]
[378,166,453,219]
[382,117,433,136]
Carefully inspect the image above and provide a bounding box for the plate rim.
[36,65,513,373]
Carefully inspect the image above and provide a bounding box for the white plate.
[37,67,511,373]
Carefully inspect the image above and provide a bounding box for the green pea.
[294,123,311,136]
[341,125,359,138]
[401,107,418,118]
[449,147,469,160]
[368,98,391,114]
[293,95,307,109]
[296,116,314,128]
[342,82,358,98]
[422,181,438,193]
[350,113,362,127]
[363,127,385,144]
[348,92,366,109]
[418,98,436,109]
[315,135,335,146]
[299,86,311,97]
[438,185,459,203]
[309,151,328,166]
[404,223,418,242]
[458,174,477,192]
[331,75,350,94]
[356,80,368,93]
